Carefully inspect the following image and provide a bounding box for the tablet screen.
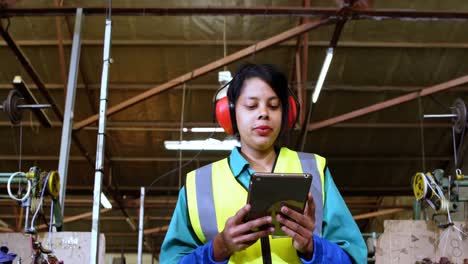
[245,172,312,237]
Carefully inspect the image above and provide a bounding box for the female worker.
[160,63,367,263]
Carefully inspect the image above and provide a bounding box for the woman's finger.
[280,206,314,230]
[232,204,251,224]
[276,213,312,238]
[232,227,274,245]
[280,224,309,246]
[305,192,316,222]
[232,215,272,237]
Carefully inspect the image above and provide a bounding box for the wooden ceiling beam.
[353,208,407,220]
[73,18,332,130]
[35,208,112,231]
[144,225,169,235]
[309,75,468,131]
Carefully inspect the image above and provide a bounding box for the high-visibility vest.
[186,147,326,263]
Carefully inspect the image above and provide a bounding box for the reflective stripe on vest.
[186,148,326,263]
[298,151,324,236]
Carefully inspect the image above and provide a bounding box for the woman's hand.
[276,192,316,260]
[213,204,274,261]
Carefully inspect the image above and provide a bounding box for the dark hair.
[227,63,291,139]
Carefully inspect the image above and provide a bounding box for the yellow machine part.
[25,170,35,180]
[413,172,428,200]
[47,171,60,199]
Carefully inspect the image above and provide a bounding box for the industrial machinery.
[1,167,63,232]
[412,98,468,228]
[0,76,63,262]
[413,169,468,225]
[1,167,64,263]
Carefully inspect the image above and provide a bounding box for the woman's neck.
[240,146,277,172]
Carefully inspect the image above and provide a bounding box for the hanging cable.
[453,114,466,170]
[178,83,186,189]
[418,97,426,172]
[223,16,227,71]
[18,122,22,172]
[17,122,24,195]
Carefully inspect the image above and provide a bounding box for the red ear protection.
[215,96,235,135]
[287,95,298,130]
[214,87,299,135]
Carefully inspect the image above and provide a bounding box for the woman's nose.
[258,104,268,119]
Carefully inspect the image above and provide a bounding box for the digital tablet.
[245,172,312,237]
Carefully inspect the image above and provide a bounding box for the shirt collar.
[229,147,252,178]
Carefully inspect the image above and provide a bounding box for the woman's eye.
[270,104,280,109]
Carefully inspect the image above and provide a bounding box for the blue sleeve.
[300,235,352,264]
[159,187,228,264]
[179,240,229,264]
[320,168,368,264]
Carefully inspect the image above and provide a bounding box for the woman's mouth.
[254,126,272,136]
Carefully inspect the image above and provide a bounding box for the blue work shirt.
[160,147,367,263]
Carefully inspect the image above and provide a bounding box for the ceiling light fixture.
[190,127,225,133]
[164,138,240,150]
[312,47,334,103]
[100,192,113,209]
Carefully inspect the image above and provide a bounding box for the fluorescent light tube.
[100,192,113,209]
[190,127,225,133]
[164,138,240,150]
[312,47,334,103]
[125,217,137,231]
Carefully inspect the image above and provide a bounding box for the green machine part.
[53,199,63,231]
[0,172,27,184]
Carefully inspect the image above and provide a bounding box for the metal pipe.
[58,7,84,218]
[0,105,50,109]
[0,174,27,184]
[137,187,145,264]
[3,7,468,21]
[90,11,112,264]
[15,104,51,109]
[10,76,52,128]
[454,180,468,186]
[23,199,30,233]
[413,200,421,220]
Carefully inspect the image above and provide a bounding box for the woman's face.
[235,77,282,152]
